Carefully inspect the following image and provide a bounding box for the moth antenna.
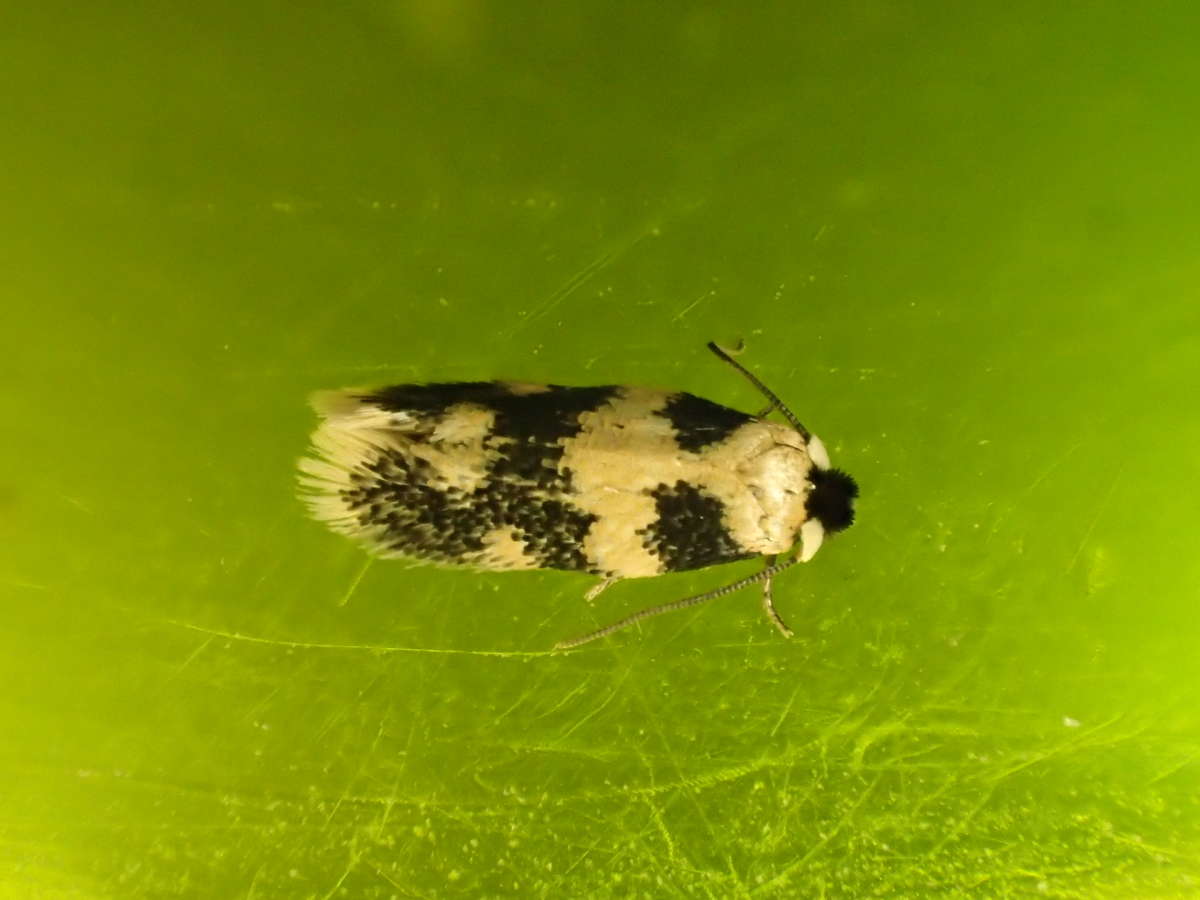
[554,556,802,650]
[706,341,811,440]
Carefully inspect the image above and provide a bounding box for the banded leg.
[760,556,794,638]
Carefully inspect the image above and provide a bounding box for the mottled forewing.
[301,383,785,578]
[554,388,761,577]
[300,382,620,573]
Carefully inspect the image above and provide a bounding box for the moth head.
[798,436,859,562]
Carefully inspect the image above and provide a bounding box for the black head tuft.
[805,468,859,534]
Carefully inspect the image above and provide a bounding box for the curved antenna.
[554,555,801,650]
[706,342,810,440]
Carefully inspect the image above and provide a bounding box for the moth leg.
[584,576,619,604]
[759,556,794,638]
[555,556,803,650]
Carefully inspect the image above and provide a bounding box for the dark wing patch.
[638,480,754,572]
[345,449,490,562]
[485,385,620,489]
[344,383,619,572]
[473,479,597,571]
[660,392,754,452]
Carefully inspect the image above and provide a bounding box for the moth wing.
[299,384,613,573]
[556,389,763,576]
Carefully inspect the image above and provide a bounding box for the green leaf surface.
[4,3,1198,897]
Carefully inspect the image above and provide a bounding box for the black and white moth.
[298,342,858,648]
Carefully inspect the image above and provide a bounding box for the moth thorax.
[738,442,812,555]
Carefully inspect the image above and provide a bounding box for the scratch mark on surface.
[364,860,409,894]
[635,693,725,865]
[375,714,419,841]
[752,772,882,895]
[244,864,265,899]
[320,835,362,900]
[622,741,817,798]
[0,576,50,591]
[985,714,1132,785]
[1067,463,1124,571]
[375,774,403,839]
[505,222,658,337]
[337,557,374,607]
[326,716,389,825]
[490,678,543,724]
[491,682,538,725]
[769,683,804,737]
[315,670,384,741]
[513,249,616,335]
[162,620,554,658]
[671,290,714,323]
[644,797,681,868]
[935,785,997,859]
[1109,830,1195,862]
[560,833,610,877]
[56,493,95,515]
[557,661,635,739]
[1026,441,1084,494]
[499,739,621,762]
[633,744,684,872]
[1147,748,1200,785]
[168,635,214,681]
[534,679,593,721]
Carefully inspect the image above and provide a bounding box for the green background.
[4,2,1199,897]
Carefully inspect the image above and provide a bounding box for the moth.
[298,342,858,648]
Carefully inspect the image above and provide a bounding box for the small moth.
[298,342,858,648]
